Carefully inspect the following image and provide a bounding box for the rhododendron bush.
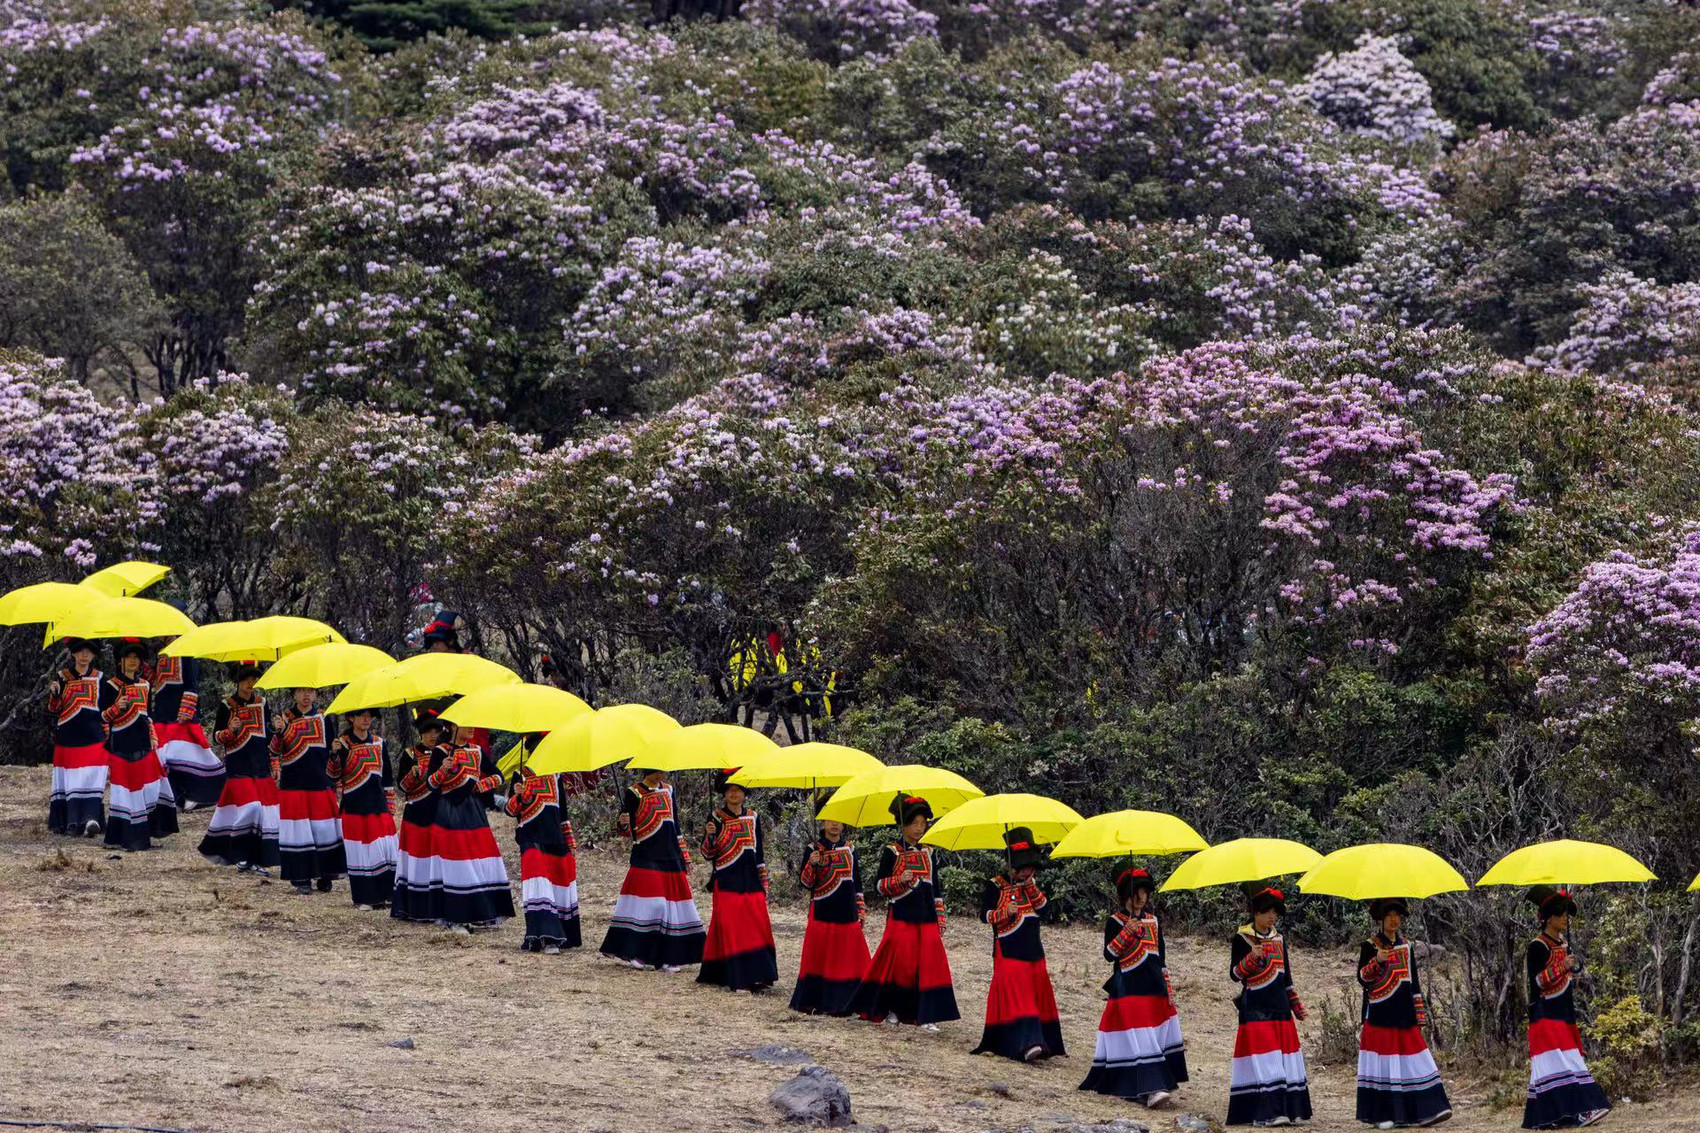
[5,0,1700,1037]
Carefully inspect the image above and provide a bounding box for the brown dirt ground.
[0,765,1691,1133]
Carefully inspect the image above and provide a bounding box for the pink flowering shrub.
[1297,34,1455,149]
[744,0,938,64]
[1527,534,1700,740]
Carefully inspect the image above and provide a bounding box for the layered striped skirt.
[1357,1023,1450,1126]
[1080,992,1189,1100]
[48,741,107,834]
[1524,1019,1609,1129]
[198,773,281,867]
[1227,1019,1311,1125]
[600,863,705,968]
[519,844,581,950]
[156,720,225,807]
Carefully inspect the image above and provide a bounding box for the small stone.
[388,1038,415,1050]
[769,1065,853,1127]
[737,1042,815,1065]
[1174,1117,1210,1133]
[964,1100,988,1110]
[987,1082,1013,1098]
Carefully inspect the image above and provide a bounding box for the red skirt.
[698,887,779,991]
[850,917,960,1025]
[973,952,1065,1060]
[791,915,872,1016]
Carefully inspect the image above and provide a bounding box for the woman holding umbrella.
[46,637,107,837]
[792,813,871,1016]
[198,664,280,872]
[1227,883,1312,1127]
[102,640,174,851]
[326,707,396,911]
[392,710,449,923]
[971,826,1064,1063]
[600,763,705,970]
[1521,887,1609,1129]
[1080,867,1188,1109]
[151,643,224,811]
[697,769,779,992]
[849,795,960,1030]
[1356,898,1451,1128]
[271,687,347,896]
[425,723,514,932]
[505,744,582,953]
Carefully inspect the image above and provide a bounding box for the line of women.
[42,642,1611,1131]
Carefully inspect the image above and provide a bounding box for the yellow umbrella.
[0,581,102,626]
[163,616,345,662]
[1160,838,1322,892]
[1689,872,1700,893]
[1298,843,1469,900]
[817,764,984,827]
[50,596,195,641]
[327,652,520,713]
[80,561,170,597]
[441,683,592,733]
[921,793,1083,851]
[730,742,884,789]
[256,643,395,690]
[497,737,531,780]
[1051,810,1210,859]
[527,704,681,775]
[635,722,781,773]
[1477,839,1656,887]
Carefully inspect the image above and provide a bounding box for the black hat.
[1368,897,1411,920]
[64,637,96,654]
[1115,866,1157,900]
[713,768,744,796]
[115,639,148,662]
[232,663,262,683]
[1528,885,1577,921]
[412,708,444,735]
[1242,881,1288,915]
[1004,827,1044,871]
[888,794,933,827]
[422,611,461,646]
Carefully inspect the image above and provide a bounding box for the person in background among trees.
[601,763,705,970]
[391,710,448,924]
[1355,898,1451,1129]
[971,827,1065,1063]
[426,723,514,933]
[505,750,581,953]
[198,664,279,873]
[697,769,778,992]
[1521,887,1610,1130]
[1226,883,1312,1128]
[327,707,396,911]
[46,637,107,837]
[271,686,346,896]
[791,814,871,1017]
[151,628,224,811]
[1080,867,1188,1109]
[849,795,960,1030]
[102,640,174,851]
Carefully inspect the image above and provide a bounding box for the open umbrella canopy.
[0,581,103,627]
[1160,838,1322,892]
[1051,809,1210,859]
[326,652,520,713]
[730,742,884,789]
[1691,872,1700,894]
[80,561,170,598]
[921,793,1083,851]
[816,764,984,827]
[1477,839,1657,887]
[256,643,395,690]
[527,704,681,775]
[1298,843,1470,900]
[497,737,531,781]
[635,722,780,773]
[441,683,592,733]
[164,616,346,663]
[49,596,195,642]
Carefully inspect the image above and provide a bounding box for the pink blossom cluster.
[1297,34,1456,148]
[1528,533,1700,733]
[743,0,939,62]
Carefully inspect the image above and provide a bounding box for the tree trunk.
[1673,904,1699,1025]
